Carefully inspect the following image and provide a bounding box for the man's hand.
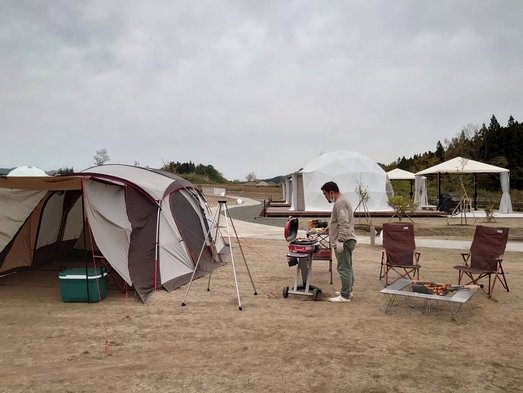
[336,240,344,253]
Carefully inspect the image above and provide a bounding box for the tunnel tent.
[0,164,228,302]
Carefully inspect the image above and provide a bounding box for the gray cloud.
[1,1,523,180]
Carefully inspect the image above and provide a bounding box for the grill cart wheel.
[283,287,289,298]
[312,288,320,301]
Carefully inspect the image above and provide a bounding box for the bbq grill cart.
[282,217,322,301]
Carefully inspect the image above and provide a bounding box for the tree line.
[160,161,227,183]
[385,114,523,190]
[56,151,229,184]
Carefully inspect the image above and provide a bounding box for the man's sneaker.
[328,295,351,303]
[335,291,353,299]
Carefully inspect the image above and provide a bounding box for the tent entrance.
[171,191,214,269]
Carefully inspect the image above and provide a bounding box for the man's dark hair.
[321,181,339,193]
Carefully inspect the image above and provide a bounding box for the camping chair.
[380,223,421,286]
[454,226,509,298]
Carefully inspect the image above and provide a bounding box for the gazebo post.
[473,173,477,210]
[437,173,441,209]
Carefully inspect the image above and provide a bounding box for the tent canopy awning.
[0,175,82,191]
[415,157,509,175]
[387,168,416,180]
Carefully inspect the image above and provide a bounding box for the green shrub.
[387,196,419,222]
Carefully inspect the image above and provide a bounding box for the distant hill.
[0,167,14,175]
[262,175,288,184]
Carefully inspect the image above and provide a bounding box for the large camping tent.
[0,165,227,302]
[415,156,512,213]
[291,151,393,212]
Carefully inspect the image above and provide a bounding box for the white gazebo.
[415,157,512,213]
[387,168,416,199]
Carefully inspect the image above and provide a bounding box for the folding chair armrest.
[460,252,471,264]
[414,251,421,263]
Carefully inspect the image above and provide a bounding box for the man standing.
[321,181,357,303]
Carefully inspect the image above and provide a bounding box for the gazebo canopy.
[416,157,509,175]
[387,168,416,180]
[415,157,512,213]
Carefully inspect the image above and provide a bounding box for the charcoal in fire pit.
[411,282,450,296]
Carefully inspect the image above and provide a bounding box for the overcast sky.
[1,1,522,180]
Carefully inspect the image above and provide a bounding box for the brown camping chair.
[380,223,421,286]
[454,226,509,298]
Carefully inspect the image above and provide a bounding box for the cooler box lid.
[59,267,107,280]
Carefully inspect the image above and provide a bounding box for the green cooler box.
[59,268,107,303]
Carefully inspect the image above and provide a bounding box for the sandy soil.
[1,197,523,392]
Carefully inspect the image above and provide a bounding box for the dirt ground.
[1,194,523,392]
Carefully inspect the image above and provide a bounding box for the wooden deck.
[262,205,447,218]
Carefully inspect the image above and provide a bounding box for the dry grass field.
[1,186,522,393]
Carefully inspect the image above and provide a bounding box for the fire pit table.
[380,279,479,324]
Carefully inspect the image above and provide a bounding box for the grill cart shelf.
[283,252,322,300]
[306,230,333,285]
[283,217,322,301]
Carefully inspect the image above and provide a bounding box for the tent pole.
[154,203,161,291]
[409,180,413,199]
[473,173,477,210]
[81,182,91,303]
[437,173,441,210]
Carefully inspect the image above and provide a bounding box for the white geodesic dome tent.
[291,151,393,212]
[7,165,48,177]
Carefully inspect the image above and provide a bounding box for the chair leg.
[487,273,493,297]
[457,270,464,285]
[496,266,510,292]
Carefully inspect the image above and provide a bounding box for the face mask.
[329,193,335,203]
